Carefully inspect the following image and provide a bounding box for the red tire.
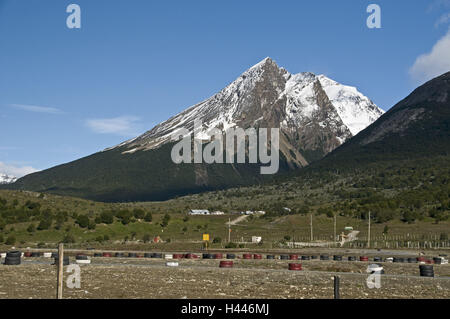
[219,261,234,268]
[214,254,223,259]
[288,263,302,271]
[253,254,262,259]
[289,254,299,260]
[173,254,184,259]
[102,253,112,258]
[360,256,369,262]
[243,254,252,259]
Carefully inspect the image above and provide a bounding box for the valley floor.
[1,251,449,299]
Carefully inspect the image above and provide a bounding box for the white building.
[189,209,210,215]
[252,236,262,243]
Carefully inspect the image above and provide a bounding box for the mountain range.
[15,57,450,203]
[0,174,17,185]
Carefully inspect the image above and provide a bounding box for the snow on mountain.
[318,75,384,135]
[113,57,384,163]
[0,173,17,184]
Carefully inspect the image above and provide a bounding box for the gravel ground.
[0,257,449,299]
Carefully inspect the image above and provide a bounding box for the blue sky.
[1,0,450,176]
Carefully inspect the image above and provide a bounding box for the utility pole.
[334,213,337,246]
[310,213,313,242]
[228,217,231,243]
[367,211,371,248]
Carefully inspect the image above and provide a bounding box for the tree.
[76,215,90,228]
[63,233,76,244]
[144,212,153,222]
[161,213,171,228]
[5,235,16,245]
[213,237,222,244]
[100,211,114,224]
[27,224,36,233]
[383,225,389,235]
[133,208,145,220]
[37,218,52,230]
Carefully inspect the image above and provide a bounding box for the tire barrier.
[419,265,434,277]
[280,255,289,260]
[202,254,214,259]
[266,255,275,260]
[173,254,184,259]
[243,254,252,260]
[425,259,434,264]
[433,257,442,265]
[76,255,91,264]
[226,254,236,259]
[408,258,418,263]
[102,253,112,258]
[25,252,33,258]
[166,262,179,267]
[348,256,356,261]
[219,261,233,268]
[417,257,426,263]
[115,252,124,258]
[128,253,137,258]
[93,253,102,257]
[144,253,152,258]
[311,255,319,260]
[333,255,342,261]
[360,256,369,262]
[185,253,198,259]
[154,253,163,259]
[393,257,404,263]
[164,254,173,260]
[253,254,262,260]
[373,257,382,262]
[4,251,21,265]
[53,256,70,266]
[288,263,302,271]
[31,252,41,258]
[301,256,310,261]
[289,254,299,260]
[43,252,52,258]
[214,253,223,259]
[320,255,329,261]
[0,252,6,258]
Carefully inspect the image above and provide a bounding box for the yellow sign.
[203,234,210,241]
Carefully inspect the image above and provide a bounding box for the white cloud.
[10,104,64,114]
[435,13,450,28]
[409,29,450,83]
[0,162,39,178]
[86,116,141,136]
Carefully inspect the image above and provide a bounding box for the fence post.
[56,243,64,299]
[334,276,340,299]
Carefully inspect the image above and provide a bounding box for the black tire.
[433,258,442,265]
[153,253,163,259]
[373,257,382,262]
[302,256,310,260]
[115,253,124,258]
[7,251,22,258]
[266,255,274,260]
[420,272,434,277]
[348,256,356,261]
[4,257,21,265]
[51,252,58,259]
[128,253,137,258]
[320,255,329,260]
[333,255,342,261]
[144,253,152,258]
[311,255,318,260]
[280,255,289,260]
[76,255,88,260]
[419,265,434,271]
[227,254,236,259]
[94,253,102,257]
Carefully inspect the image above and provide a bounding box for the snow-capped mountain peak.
[0,173,17,184]
[112,57,384,165]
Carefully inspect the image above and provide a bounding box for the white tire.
[76,260,91,264]
[166,262,179,267]
[165,254,173,260]
[43,252,52,258]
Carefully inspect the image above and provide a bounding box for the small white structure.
[211,211,225,215]
[189,209,210,215]
[252,236,262,243]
